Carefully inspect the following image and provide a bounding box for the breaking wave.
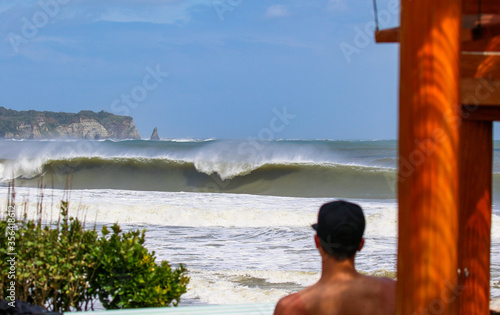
[7,156,396,198]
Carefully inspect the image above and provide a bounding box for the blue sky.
[0,0,404,140]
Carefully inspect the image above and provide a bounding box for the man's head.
[312,200,365,261]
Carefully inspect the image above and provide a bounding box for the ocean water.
[0,139,499,305]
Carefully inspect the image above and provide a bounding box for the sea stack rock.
[150,127,160,140]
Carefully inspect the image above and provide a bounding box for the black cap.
[312,200,365,252]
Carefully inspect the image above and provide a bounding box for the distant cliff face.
[0,107,141,140]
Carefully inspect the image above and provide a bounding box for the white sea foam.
[0,188,397,233]
[6,187,495,241]
[180,268,396,305]
[365,205,398,238]
[169,138,217,143]
[0,157,46,180]
[1,188,321,227]
[217,269,319,287]
[183,269,292,305]
[2,139,500,304]
[193,159,262,180]
[2,187,500,302]
[492,298,500,312]
[493,213,500,239]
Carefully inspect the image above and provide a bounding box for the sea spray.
[2,139,500,303]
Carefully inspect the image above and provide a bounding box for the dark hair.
[319,237,359,261]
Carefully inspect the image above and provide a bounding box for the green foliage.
[88,224,188,309]
[0,200,189,312]
[0,107,132,138]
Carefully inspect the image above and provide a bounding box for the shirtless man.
[274,200,396,315]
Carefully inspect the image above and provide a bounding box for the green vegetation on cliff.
[0,107,141,139]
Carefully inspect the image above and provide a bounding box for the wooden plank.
[461,104,500,120]
[376,24,500,46]
[463,35,500,52]
[463,14,500,29]
[461,78,500,105]
[460,38,500,107]
[460,53,500,80]
[463,0,500,15]
[374,27,399,43]
[458,120,492,315]
[397,0,461,314]
[462,15,500,50]
[462,23,500,42]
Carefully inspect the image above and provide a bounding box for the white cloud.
[264,5,290,19]
[31,36,80,44]
[57,0,213,25]
[326,0,347,12]
[0,3,14,14]
[95,1,210,24]
[98,6,192,24]
[0,1,211,26]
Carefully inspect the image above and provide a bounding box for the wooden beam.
[461,53,500,80]
[463,14,500,28]
[458,120,492,315]
[461,104,500,120]
[460,53,500,106]
[461,78,500,105]
[462,23,500,42]
[374,15,500,47]
[463,0,500,15]
[462,15,500,50]
[397,0,461,314]
[463,34,500,51]
[374,27,399,43]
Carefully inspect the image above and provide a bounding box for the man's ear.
[358,238,365,252]
[314,234,320,249]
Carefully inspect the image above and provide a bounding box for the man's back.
[275,273,396,315]
[274,201,396,315]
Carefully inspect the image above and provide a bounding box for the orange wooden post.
[397,0,462,314]
[458,120,492,315]
[458,25,499,315]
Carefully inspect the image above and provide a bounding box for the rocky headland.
[0,107,141,140]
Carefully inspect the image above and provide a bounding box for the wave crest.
[2,156,397,198]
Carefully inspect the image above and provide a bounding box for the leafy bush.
[89,224,188,309]
[0,192,189,312]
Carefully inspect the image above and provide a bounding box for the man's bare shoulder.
[274,277,396,315]
[274,292,309,315]
[377,277,396,303]
[365,275,396,293]
[360,276,396,312]
[381,276,396,288]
